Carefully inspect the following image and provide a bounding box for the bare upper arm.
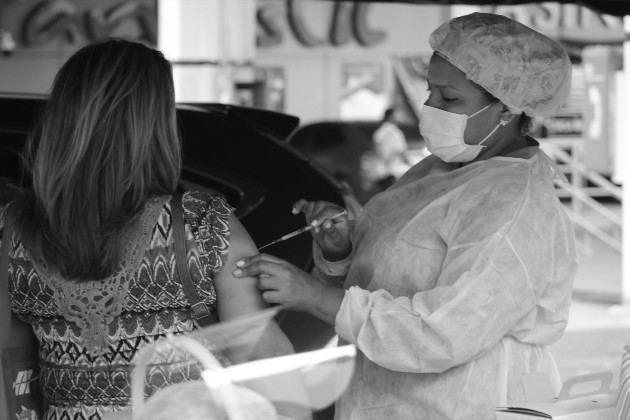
[211,213,298,363]
[213,213,267,321]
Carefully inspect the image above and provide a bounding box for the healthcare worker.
[234,13,577,420]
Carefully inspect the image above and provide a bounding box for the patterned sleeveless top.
[1,191,233,420]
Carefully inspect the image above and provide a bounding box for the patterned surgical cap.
[429,13,572,117]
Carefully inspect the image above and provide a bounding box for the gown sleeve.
[334,165,577,373]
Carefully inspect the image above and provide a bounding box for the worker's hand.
[233,253,321,311]
[292,199,351,261]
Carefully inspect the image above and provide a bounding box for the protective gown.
[332,145,578,419]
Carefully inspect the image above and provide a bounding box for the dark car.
[288,120,426,204]
[0,94,345,356]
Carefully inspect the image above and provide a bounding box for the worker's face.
[424,54,502,146]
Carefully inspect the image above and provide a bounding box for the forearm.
[306,282,346,326]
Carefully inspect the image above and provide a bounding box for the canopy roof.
[322,0,630,17]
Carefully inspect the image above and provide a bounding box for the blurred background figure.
[366,107,412,191]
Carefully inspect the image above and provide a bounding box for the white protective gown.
[332,145,578,419]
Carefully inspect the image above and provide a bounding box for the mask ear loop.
[478,112,511,146]
[478,122,503,146]
[472,101,509,146]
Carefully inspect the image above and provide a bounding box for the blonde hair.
[18,38,181,280]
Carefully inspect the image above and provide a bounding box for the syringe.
[257,210,347,251]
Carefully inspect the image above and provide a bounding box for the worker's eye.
[443,96,456,103]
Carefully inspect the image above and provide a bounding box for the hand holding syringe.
[257,210,348,251]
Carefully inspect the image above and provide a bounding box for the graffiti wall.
[255,0,446,123]
[0,0,156,93]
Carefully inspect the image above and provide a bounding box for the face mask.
[419,101,504,163]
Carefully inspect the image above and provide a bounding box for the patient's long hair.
[16,38,181,280]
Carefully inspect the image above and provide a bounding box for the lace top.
[1,191,233,420]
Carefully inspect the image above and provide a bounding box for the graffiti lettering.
[352,4,385,47]
[85,2,156,44]
[22,0,82,46]
[330,3,353,46]
[286,0,324,47]
[257,4,284,48]
[22,0,157,47]
[258,0,385,48]
[489,4,623,43]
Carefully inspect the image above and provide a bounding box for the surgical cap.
[429,13,572,117]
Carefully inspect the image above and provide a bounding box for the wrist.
[322,246,351,262]
[310,281,345,325]
[313,241,352,277]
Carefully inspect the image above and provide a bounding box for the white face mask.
[419,101,504,163]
